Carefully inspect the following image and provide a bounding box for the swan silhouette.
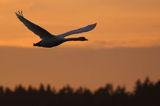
[15,11,97,48]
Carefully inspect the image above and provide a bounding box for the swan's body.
[15,11,97,48]
[33,37,87,47]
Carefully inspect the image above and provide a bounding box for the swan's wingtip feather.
[90,23,97,27]
[91,22,97,28]
[15,10,23,16]
[94,23,97,26]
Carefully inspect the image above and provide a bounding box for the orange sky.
[0,47,160,91]
[0,0,160,90]
[0,0,160,47]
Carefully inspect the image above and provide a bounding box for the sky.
[0,0,160,47]
[0,0,160,90]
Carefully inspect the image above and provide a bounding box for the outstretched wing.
[15,11,55,39]
[58,23,97,38]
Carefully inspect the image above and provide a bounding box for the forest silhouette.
[0,77,159,106]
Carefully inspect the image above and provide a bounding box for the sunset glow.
[0,0,160,91]
[0,0,160,48]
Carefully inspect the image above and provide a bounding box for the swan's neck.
[65,37,88,41]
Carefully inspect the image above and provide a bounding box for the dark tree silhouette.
[0,77,159,106]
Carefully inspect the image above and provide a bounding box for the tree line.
[0,77,159,106]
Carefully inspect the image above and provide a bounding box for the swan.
[15,11,97,48]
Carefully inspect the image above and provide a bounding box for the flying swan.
[15,11,97,48]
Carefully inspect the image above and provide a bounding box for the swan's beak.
[85,38,88,41]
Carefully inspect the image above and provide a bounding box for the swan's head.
[78,37,88,41]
